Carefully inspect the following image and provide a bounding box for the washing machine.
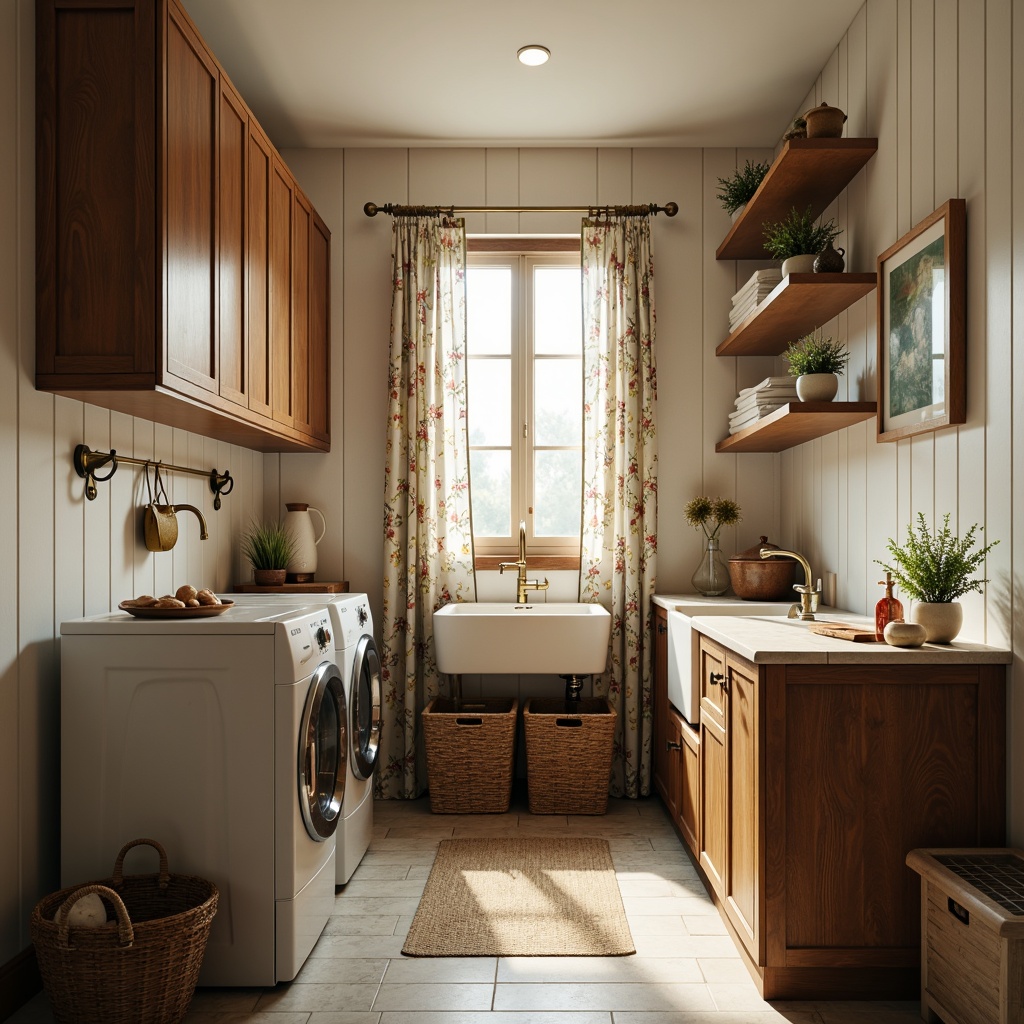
[59,603,345,986]
[225,592,382,883]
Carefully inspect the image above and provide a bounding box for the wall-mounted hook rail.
[73,445,234,508]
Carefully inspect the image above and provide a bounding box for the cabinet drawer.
[699,637,727,727]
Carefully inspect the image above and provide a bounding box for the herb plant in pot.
[784,330,849,402]
[876,513,998,643]
[716,160,770,222]
[685,496,742,597]
[241,518,296,586]
[763,206,842,276]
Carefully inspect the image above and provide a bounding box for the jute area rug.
[401,837,635,957]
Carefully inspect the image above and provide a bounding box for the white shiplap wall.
[778,0,1023,843]
[0,0,265,967]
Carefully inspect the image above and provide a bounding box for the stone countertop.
[691,612,1012,665]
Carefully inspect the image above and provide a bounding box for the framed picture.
[876,198,966,442]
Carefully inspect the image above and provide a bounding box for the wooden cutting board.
[809,622,883,643]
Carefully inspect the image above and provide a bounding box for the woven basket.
[422,697,518,813]
[31,838,218,1024]
[523,698,616,815]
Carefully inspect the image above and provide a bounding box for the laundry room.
[3,0,1024,1022]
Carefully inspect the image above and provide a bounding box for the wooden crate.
[906,848,1024,1024]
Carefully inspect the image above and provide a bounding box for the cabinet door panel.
[291,190,311,434]
[680,721,700,855]
[700,712,727,898]
[307,210,331,443]
[726,657,758,951]
[164,2,217,392]
[246,123,272,418]
[218,78,247,406]
[269,159,294,426]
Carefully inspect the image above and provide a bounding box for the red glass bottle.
[875,572,905,640]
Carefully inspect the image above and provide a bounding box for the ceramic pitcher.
[283,503,326,578]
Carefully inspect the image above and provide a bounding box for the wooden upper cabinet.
[35,0,331,453]
[218,77,248,407]
[163,3,218,394]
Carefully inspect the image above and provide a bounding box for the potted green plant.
[763,206,842,275]
[875,512,999,643]
[241,518,295,586]
[784,329,849,401]
[684,496,742,596]
[715,160,770,221]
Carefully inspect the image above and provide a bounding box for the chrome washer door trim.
[299,661,347,841]
[350,634,382,781]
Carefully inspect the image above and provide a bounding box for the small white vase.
[730,203,747,223]
[795,373,839,402]
[910,601,964,643]
[781,253,817,276]
[283,502,327,580]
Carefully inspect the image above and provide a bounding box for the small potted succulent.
[241,518,295,586]
[784,329,849,401]
[875,513,998,643]
[763,206,842,275]
[715,160,771,221]
[684,496,742,597]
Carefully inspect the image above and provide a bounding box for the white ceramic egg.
[883,620,928,648]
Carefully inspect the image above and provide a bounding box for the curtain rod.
[363,201,678,218]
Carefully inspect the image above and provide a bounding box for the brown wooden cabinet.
[694,632,1006,1000]
[36,0,330,453]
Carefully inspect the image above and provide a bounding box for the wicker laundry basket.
[31,838,218,1024]
[422,697,518,813]
[523,698,616,815]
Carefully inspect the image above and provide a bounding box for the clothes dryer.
[59,603,343,986]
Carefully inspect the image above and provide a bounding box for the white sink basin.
[433,602,611,675]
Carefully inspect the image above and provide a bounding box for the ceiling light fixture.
[517,45,550,67]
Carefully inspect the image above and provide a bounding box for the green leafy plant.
[241,518,295,571]
[684,496,742,541]
[784,330,850,376]
[715,160,771,215]
[762,206,841,260]
[875,513,999,603]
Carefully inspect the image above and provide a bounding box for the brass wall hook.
[73,444,118,500]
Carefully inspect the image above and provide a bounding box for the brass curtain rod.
[363,201,678,218]
[73,444,234,507]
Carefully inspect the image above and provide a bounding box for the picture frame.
[876,198,966,442]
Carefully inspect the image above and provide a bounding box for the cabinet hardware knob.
[657,623,667,634]
[666,740,682,751]
[709,671,724,686]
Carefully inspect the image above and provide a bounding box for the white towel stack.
[728,269,783,331]
[728,376,800,434]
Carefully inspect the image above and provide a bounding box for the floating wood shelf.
[717,273,877,357]
[716,138,878,261]
[715,402,877,453]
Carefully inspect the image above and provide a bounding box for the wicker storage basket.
[31,838,218,1024]
[523,698,616,815]
[422,697,518,813]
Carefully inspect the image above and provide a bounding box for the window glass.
[468,449,511,538]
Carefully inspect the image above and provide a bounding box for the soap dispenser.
[875,572,905,640]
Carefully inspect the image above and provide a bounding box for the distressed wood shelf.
[717,273,877,357]
[715,402,877,453]
[716,138,878,261]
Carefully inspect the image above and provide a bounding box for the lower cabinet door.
[699,711,727,899]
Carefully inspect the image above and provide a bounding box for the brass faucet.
[498,521,549,604]
[760,545,820,621]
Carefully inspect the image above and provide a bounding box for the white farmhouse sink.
[433,602,611,675]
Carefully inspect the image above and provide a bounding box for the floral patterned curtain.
[378,216,476,800]
[579,215,658,799]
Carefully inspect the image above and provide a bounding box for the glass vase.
[691,536,730,597]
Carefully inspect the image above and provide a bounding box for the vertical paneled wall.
[0,0,263,968]
[780,0,1023,842]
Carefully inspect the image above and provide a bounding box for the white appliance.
[665,598,794,724]
[224,592,381,883]
[59,603,345,986]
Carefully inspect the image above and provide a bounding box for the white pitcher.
[283,503,326,579]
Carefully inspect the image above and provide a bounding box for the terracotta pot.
[803,101,847,138]
[253,568,287,586]
[910,601,963,643]
[727,536,797,600]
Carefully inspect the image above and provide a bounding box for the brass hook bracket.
[73,444,233,508]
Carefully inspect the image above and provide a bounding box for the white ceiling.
[183,0,864,150]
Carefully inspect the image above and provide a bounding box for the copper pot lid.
[729,536,794,563]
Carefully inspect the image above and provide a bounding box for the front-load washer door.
[350,634,382,780]
[299,662,347,841]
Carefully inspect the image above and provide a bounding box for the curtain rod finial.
[664,202,678,217]
[364,202,379,217]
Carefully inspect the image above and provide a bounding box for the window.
[466,249,583,557]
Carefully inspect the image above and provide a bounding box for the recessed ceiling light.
[517,45,550,67]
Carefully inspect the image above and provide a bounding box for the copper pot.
[728,536,797,600]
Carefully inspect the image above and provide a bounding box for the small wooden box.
[907,848,1024,1024]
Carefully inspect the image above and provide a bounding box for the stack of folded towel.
[728,376,800,434]
[728,268,783,331]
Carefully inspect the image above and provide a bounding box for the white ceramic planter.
[730,203,747,223]
[910,601,964,643]
[781,253,817,276]
[795,373,839,402]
